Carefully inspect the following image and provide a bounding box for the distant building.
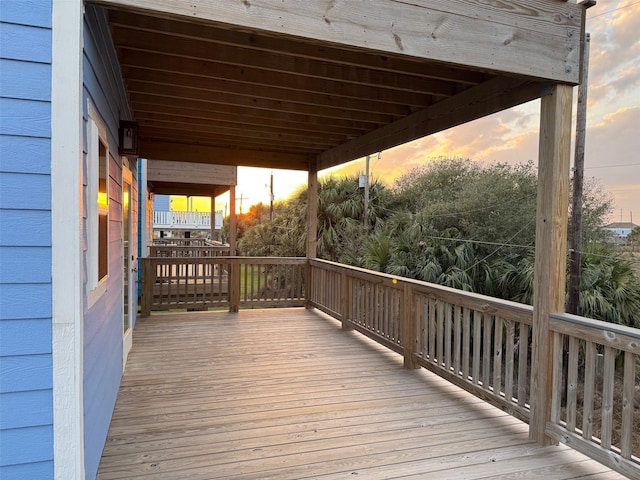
[603,222,638,243]
[153,194,170,211]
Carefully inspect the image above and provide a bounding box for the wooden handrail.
[140,256,307,314]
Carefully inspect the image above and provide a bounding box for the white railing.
[153,210,222,230]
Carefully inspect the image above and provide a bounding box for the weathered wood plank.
[138,140,309,170]
[147,160,236,186]
[98,308,625,480]
[94,0,583,83]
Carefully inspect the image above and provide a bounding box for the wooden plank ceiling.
[106,9,550,172]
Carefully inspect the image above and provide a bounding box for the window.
[87,104,109,303]
[97,138,108,282]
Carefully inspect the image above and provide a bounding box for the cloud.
[586,3,640,106]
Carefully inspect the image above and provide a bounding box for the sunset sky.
[201,2,639,223]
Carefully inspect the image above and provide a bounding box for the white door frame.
[122,163,134,369]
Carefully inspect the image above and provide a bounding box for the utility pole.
[363,154,370,230]
[568,32,591,315]
[269,171,274,221]
[236,193,248,214]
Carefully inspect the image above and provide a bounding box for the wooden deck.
[98,308,626,480]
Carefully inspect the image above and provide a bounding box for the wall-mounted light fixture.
[118,121,139,156]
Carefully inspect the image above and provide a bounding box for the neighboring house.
[153,194,170,212]
[604,222,638,242]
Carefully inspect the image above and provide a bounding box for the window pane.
[98,213,108,281]
[98,139,108,282]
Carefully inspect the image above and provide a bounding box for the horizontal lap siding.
[0,1,53,477]
[82,6,135,479]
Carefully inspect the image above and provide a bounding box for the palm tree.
[579,243,640,327]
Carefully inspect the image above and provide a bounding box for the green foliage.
[579,243,640,328]
[239,175,397,262]
[628,226,640,251]
[236,158,638,327]
[393,158,538,250]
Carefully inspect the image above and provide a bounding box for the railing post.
[141,258,154,317]
[305,259,313,309]
[340,270,352,330]
[402,282,419,369]
[229,259,240,313]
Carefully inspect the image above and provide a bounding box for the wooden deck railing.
[138,254,639,477]
[141,257,231,315]
[308,259,533,421]
[548,313,639,476]
[140,256,306,315]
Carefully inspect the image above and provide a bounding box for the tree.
[628,226,640,252]
[239,175,396,262]
[579,243,640,328]
[393,159,539,252]
[238,157,640,327]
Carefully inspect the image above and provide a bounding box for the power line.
[585,162,640,169]
[407,233,640,266]
[420,234,534,250]
[462,219,536,273]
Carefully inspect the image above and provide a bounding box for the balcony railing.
[138,252,639,477]
[153,210,222,230]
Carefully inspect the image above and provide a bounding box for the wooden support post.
[530,84,573,445]
[340,270,352,330]
[210,194,216,242]
[141,259,154,317]
[229,185,237,255]
[402,282,418,369]
[229,259,240,313]
[306,164,318,259]
[306,163,318,308]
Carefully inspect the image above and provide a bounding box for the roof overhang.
[91,0,587,172]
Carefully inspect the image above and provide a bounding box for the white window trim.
[87,101,109,308]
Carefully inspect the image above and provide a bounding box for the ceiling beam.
[122,69,409,119]
[130,100,372,135]
[317,77,549,171]
[148,183,231,197]
[129,92,381,129]
[95,0,582,83]
[147,159,237,186]
[108,9,485,85]
[111,26,457,97]
[139,140,311,171]
[139,128,327,154]
[118,49,435,108]
[136,113,346,145]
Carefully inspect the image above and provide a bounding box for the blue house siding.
[81,6,136,479]
[154,194,171,211]
[0,1,54,477]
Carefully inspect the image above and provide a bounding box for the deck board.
[98,308,626,479]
